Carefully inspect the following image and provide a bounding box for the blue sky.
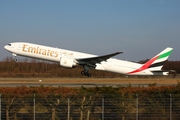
[1,0,180,61]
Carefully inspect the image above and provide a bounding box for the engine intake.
[60,57,77,68]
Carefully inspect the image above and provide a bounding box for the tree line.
[0,56,179,78]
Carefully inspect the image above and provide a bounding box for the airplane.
[4,42,173,77]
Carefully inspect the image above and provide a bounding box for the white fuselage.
[4,42,160,75]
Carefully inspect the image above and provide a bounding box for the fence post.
[0,94,1,120]
[170,94,172,120]
[102,97,104,120]
[67,98,70,120]
[34,94,35,120]
[136,94,138,120]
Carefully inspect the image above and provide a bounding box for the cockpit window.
[8,44,11,46]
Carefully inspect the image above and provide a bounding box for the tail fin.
[128,47,173,75]
[147,47,173,71]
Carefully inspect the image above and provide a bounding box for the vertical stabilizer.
[128,47,173,74]
[147,47,173,71]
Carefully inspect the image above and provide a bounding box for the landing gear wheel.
[81,71,85,75]
[81,71,91,77]
[87,73,91,77]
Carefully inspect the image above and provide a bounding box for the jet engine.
[60,57,77,68]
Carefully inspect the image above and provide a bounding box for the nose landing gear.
[12,53,17,62]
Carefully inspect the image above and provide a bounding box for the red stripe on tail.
[128,56,159,74]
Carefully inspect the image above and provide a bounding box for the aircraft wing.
[77,52,123,67]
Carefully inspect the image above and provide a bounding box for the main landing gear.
[81,65,91,77]
[81,71,91,77]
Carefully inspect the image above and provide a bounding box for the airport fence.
[0,93,180,120]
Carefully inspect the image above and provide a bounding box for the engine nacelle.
[60,57,77,68]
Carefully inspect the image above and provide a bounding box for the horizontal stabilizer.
[151,69,176,75]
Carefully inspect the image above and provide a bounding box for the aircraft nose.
[4,45,8,50]
[4,44,11,51]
